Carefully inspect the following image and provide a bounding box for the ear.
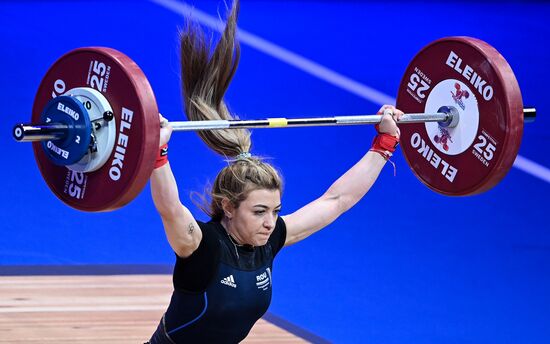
[221,198,235,218]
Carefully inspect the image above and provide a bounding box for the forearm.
[150,162,182,217]
[283,151,388,246]
[326,106,401,211]
[324,151,387,213]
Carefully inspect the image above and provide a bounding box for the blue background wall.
[1,1,549,342]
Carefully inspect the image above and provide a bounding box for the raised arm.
[282,105,403,246]
[150,117,202,258]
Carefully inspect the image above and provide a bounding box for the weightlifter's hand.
[376,105,403,138]
[159,113,173,147]
[370,105,403,160]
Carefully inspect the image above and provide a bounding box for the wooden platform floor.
[0,275,308,343]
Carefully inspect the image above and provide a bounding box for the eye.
[274,209,281,215]
[254,210,265,215]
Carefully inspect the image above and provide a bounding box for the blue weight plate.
[40,96,91,166]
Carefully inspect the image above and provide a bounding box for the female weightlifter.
[147,1,402,342]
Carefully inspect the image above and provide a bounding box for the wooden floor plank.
[0,275,308,343]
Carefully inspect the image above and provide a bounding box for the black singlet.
[149,217,286,344]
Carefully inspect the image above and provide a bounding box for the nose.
[263,215,276,230]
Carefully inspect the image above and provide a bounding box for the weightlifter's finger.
[381,107,402,124]
[159,113,169,128]
[377,104,394,115]
[393,109,404,121]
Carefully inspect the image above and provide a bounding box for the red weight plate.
[32,48,159,211]
[396,37,523,196]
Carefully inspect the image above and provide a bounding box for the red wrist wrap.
[154,144,169,169]
[370,133,399,160]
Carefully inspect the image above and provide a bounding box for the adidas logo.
[220,275,237,288]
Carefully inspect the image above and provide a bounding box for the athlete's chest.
[205,246,274,319]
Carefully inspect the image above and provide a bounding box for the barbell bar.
[10,107,539,142]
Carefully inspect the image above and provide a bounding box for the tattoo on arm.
[188,222,195,235]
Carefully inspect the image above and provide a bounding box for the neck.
[221,217,246,246]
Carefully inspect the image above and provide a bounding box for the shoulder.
[173,220,224,292]
[197,220,220,232]
[194,220,226,243]
[268,216,287,256]
[175,220,225,265]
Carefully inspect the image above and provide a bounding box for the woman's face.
[227,189,281,246]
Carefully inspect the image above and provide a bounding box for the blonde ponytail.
[181,0,283,219]
[180,0,251,157]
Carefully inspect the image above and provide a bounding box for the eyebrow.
[253,204,282,209]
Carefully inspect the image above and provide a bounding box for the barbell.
[12,36,536,212]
